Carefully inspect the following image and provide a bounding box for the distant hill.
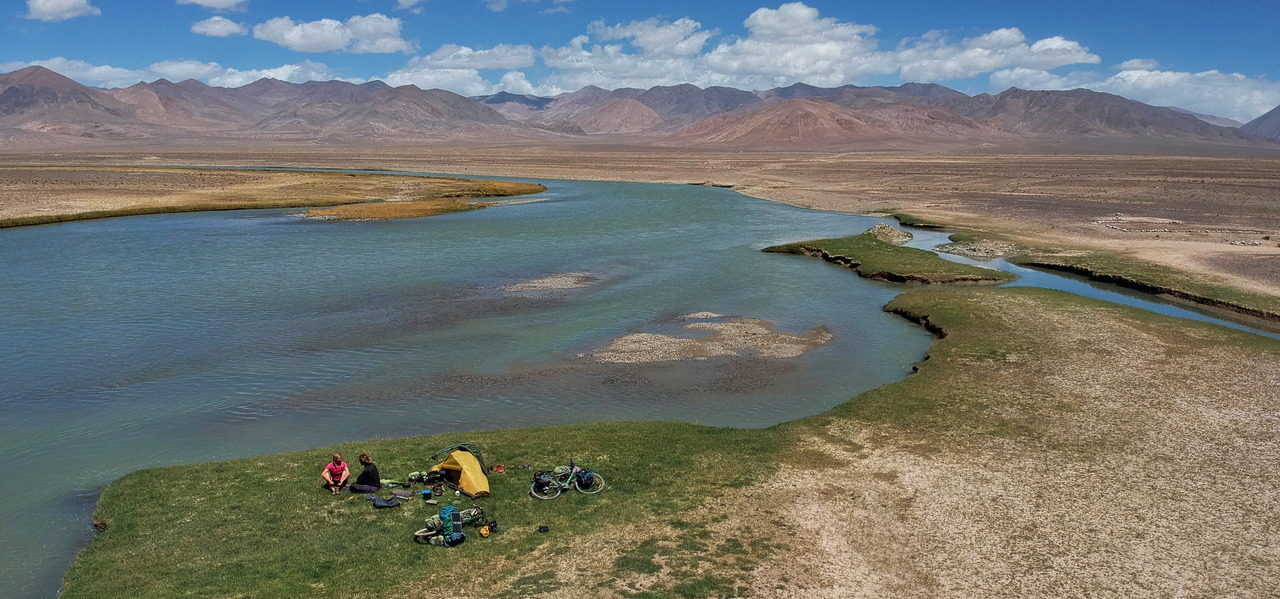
[1242,104,1280,142]
[571,98,664,134]
[0,66,148,138]
[1165,106,1243,128]
[669,98,984,147]
[945,88,1256,142]
[0,66,536,143]
[1,65,1275,151]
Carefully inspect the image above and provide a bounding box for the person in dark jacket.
[349,453,381,493]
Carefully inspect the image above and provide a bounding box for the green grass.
[62,286,1278,597]
[763,229,1015,284]
[64,422,781,599]
[888,212,945,229]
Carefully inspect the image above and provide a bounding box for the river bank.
[0,176,934,597]
[63,283,1280,598]
[0,166,544,228]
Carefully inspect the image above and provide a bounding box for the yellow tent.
[428,449,490,498]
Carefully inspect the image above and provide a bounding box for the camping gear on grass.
[427,444,490,498]
[367,495,401,509]
[529,459,605,500]
[413,506,487,545]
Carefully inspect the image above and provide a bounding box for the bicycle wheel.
[575,473,605,494]
[530,481,562,500]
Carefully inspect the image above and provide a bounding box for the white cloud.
[252,14,414,54]
[0,56,347,89]
[589,18,716,57]
[253,17,351,52]
[989,67,1095,90]
[699,3,888,87]
[990,67,1280,122]
[346,14,416,54]
[191,16,247,37]
[396,0,425,14]
[384,64,496,95]
[206,60,348,87]
[25,0,100,21]
[0,57,139,87]
[483,0,536,12]
[422,44,536,69]
[536,3,1100,91]
[499,71,535,94]
[893,29,1099,82]
[176,0,247,10]
[1116,58,1159,70]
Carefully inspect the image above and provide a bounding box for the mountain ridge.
[0,66,1275,151]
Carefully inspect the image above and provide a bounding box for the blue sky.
[4,0,1279,121]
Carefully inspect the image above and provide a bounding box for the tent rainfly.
[428,445,490,498]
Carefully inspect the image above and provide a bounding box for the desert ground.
[4,147,1274,297]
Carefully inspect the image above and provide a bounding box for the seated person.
[321,453,349,495]
[349,453,381,493]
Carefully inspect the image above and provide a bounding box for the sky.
[3,0,1279,122]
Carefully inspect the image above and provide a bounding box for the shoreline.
[0,166,545,229]
[62,284,1280,598]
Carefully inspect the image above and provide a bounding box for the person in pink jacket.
[321,453,349,495]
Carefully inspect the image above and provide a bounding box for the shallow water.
[1,177,935,597]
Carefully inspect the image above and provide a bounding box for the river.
[1,172,1272,598]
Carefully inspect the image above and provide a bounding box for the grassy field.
[64,422,780,599]
[60,230,1280,597]
[763,228,1015,284]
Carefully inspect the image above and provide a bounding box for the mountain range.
[2,65,1278,151]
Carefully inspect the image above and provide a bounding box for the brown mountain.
[251,84,524,140]
[0,66,146,138]
[670,98,906,146]
[570,98,663,134]
[949,88,1255,141]
[1,66,1275,151]
[104,78,266,130]
[1165,106,1243,129]
[1242,105,1280,142]
[632,84,761,122]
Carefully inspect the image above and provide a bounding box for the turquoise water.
[2,173,1273,597]
[1,177,936,597]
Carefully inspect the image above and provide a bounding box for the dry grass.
[0,167,543,227]
[304,198,490,221]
